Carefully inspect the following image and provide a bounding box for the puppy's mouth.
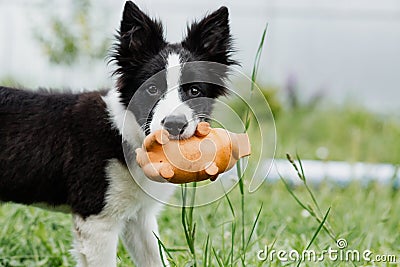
[143,123,190,139]
[167,119,202,140]
[146,116,200,140]
[167,123,191,140]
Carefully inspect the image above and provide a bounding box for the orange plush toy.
[135,122,251,183]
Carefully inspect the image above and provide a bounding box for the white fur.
[101,89,144,146]
[104,158,173,266]
[102,159,175,220]
[150,53,199,139]
[71,161,174,267]
[121,215,164,267]
[71,90,175,267]
[71,215,120,267]
[166,53,181,90]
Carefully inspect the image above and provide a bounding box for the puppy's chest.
[102,159,175,219]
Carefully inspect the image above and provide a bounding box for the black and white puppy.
[0,1,236,266]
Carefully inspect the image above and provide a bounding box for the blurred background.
[1,0,399,165]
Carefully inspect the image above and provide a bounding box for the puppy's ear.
[113,1,166,69]
[182,7,237,65]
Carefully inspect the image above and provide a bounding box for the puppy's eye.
[188,85,201,97]
[147,85,158,95]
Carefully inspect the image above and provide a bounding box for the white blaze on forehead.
[162,53,184,116]
[166,53,181,90]
[149,52,198,138]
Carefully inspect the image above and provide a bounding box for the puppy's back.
[0,87,123,217]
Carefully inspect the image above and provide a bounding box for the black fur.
[111,1,167,107]
[181,7,237,66]
[0,87,123,217]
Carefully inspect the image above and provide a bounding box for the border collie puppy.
[0,1,236,266]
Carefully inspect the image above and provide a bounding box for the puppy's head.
[112,1,237,139]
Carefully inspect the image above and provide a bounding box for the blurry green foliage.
[227,83,282,120]
[33,0,109,65]
[0,76,19,87]
[274,103,400,164]
[260,85,282,117]
[226,80,400,164]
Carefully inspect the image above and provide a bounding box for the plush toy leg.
[135,148,147,167]
[195,122,211,137]
[205,162,218,176]
[139,163,171,183]
[144,129,169,150]
[159,163,175,179]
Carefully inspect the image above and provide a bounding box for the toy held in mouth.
[135,122,251,184]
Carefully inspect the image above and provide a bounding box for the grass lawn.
[0,175,399,266]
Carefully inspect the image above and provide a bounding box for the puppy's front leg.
[71,214,120,267]
[121,212,167,267]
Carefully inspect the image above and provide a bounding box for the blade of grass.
[279,173,336,240]
[164,248,187,252]
[223,189,235,218]
[203,235,210,267]
[212,247,224,267]
[244,23,269,130]
[295,153,322,215]
[180,184,197,266]
[287,153,336,238]
[286,153,305,181]
[154,232,174,267]
[181,185,190,251]
[235,160,245,266]
[188,182,197,228]
[230,221,236,267]
[279,175,311,212]
[222,188,236,266]
[296,207,331,267]
[238,23,268,265]
[245,203,263,250]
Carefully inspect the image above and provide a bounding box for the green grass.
[274,105,400,164]
[1,176,399,266]
[0,205,72,266]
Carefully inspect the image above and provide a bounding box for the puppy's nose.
[161,115,188,136]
